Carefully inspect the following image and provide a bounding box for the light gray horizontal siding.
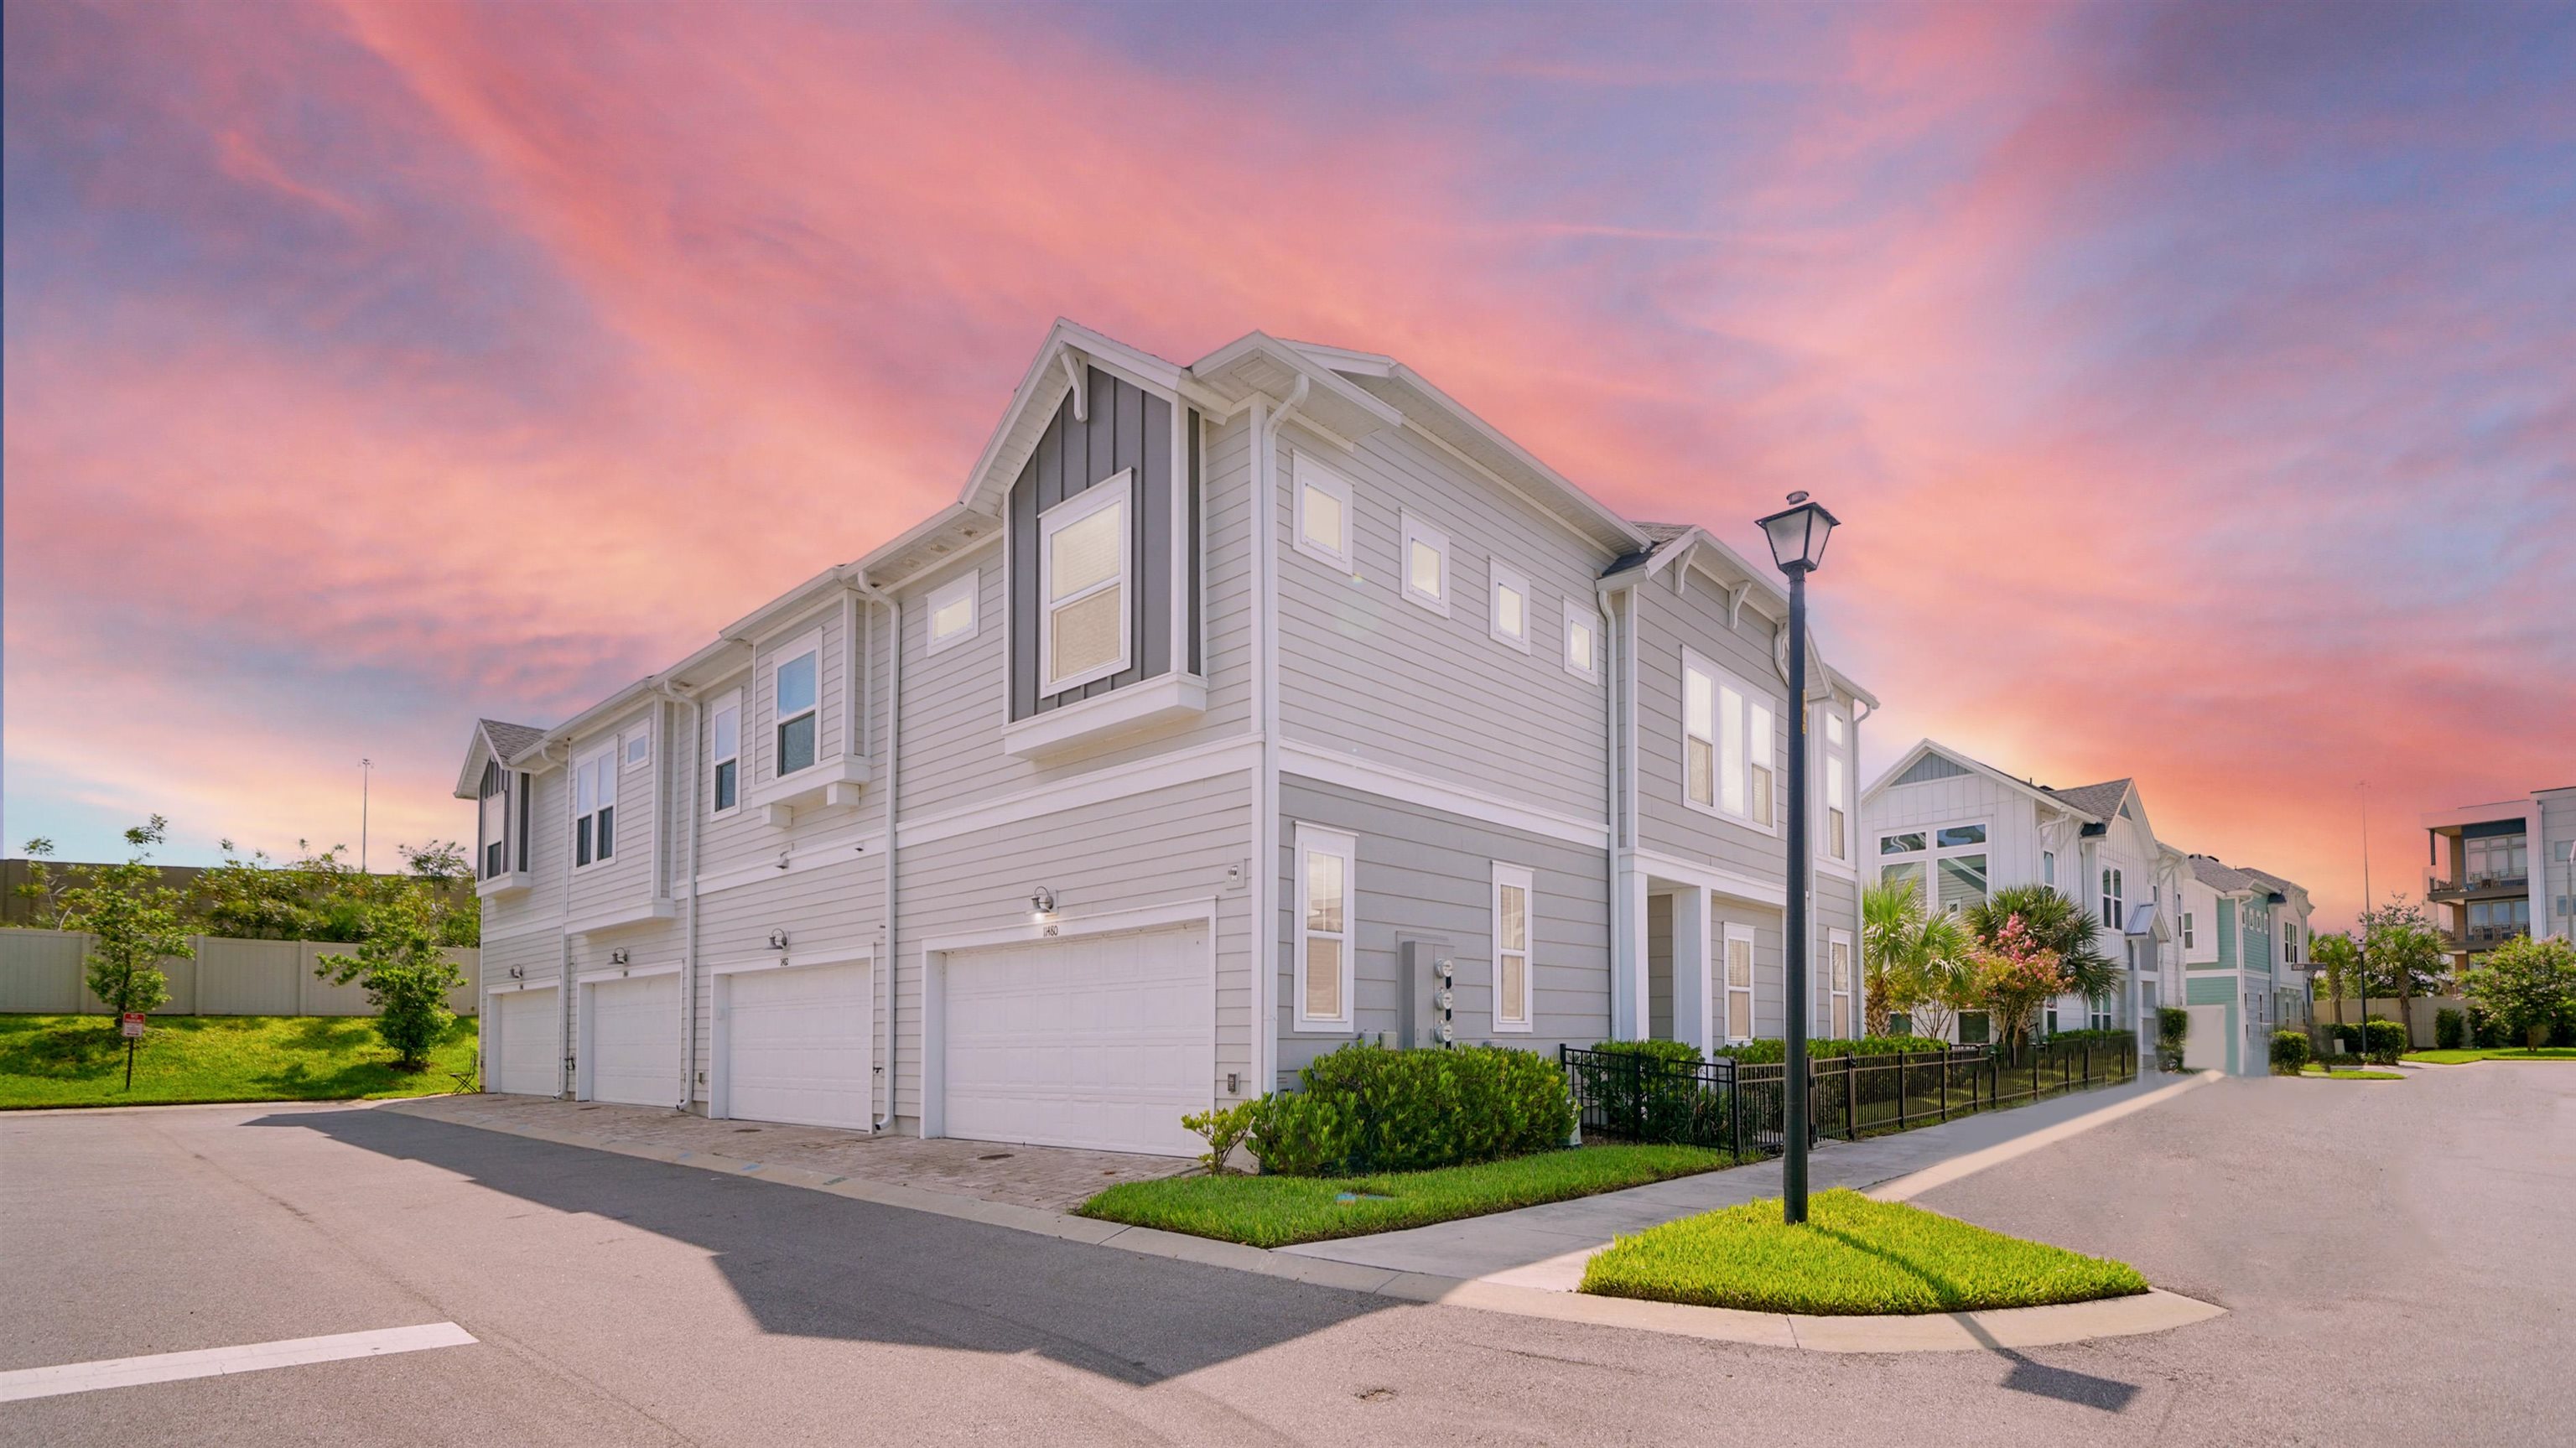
[1278,776,1611,1086]
[1630,579,1792,880]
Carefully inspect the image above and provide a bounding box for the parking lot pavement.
[3,1067,2568,1446]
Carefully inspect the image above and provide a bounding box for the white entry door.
[582,973,678,1106]
[939,922,1211,1156]
[491,987,558,1096]
[719,961,871,1130]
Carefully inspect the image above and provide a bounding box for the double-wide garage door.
[583,973,680,1106]
[490,987,558,1096]
[942,923,1211,1157]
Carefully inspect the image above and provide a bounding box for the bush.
[2157,1007,2189,1072]
[1709,1035,1946,1064]
[1245,1042,1576,1177]
[2435,1008,2465,1051]
[2270,1030,2313,1074]
[1576,1040,1720,1146]
[1181,1098,1261,1176]
[2041,1028,2132,1051]
[2467,1004,2511,1049]
[2361,1017,2407,1065]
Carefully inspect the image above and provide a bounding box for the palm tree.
[1862,877,1971,1039]
[1966,884,2117,1005]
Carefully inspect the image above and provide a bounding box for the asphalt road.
[3,1064,2568,1446]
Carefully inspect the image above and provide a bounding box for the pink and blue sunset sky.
[3,1,2569,932]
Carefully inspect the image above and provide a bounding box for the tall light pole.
[361,758,373,873]
[2352,780,2371,1073]
[1758,491,1837,1227]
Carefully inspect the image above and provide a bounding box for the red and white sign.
[121,1012,147,1039]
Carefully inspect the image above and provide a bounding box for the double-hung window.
[477,761,509,880]
[2283,926,2298,964]
[1400,512,1449,615]
[574,748,616,868]
[1291,454,1353,569]
[2182,911,2196,949]
[1682,651,1774,828]
[1488,560,1530,652]
[773,637,820,777]
[1828,929,1853,1037]
[1039,474,1131,693]
[1492,864,1534,1032]
[2043,849,2058,887]
[1295,825,1356,1030]
[709,689,742,814]
[927,570,979,655]
[1563,599,1601,679]
[1820,708,1848,861]
[2101,868,2125,932]
[1722,924,1754,1042]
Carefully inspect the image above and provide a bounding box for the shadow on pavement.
[252,1105,1394,1387]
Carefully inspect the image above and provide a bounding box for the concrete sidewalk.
[1281,1070,2210,1290]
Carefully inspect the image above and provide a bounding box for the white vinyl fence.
[0,929,479,1017]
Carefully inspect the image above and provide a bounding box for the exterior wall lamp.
[1030,885,1057,918]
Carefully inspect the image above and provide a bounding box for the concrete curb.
[376,1096,2226,1354]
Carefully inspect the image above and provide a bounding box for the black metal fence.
[1562,1035,2137,1160]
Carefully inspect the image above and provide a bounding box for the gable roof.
[2188,854,2264,894]
[454,719,548,798]
[2044,779,2133,823]
[1862,740,2106,821]
[2238,864,2307,901]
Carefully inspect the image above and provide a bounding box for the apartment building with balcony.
[2423,786,2576,974]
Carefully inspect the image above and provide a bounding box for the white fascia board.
[956,319,1196,513]
[1377,360,1644,553]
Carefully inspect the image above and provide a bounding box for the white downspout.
[853,584,899,1132]
[543,737,574,1099]
[654,678,701,1113]
[1603,584,1625,1040]
[1620,583,1643,1039]
[1253,379,1305,1096]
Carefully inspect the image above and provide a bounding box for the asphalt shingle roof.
[2189,854,2262,892]
[2041,778,2132,822]
[480,719,548,764]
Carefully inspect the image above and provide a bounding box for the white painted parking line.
[0,1322,477,1403]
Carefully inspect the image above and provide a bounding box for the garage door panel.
[492,988,558,1096]
[943,926,1211,1157]
[587,974,679,1106]
[724,962,870,1129]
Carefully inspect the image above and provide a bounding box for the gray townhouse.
[457,320,1874,1157]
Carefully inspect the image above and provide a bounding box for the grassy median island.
[2302,1065,2407,1080]
[0,1013,478,1108]
[1580,1188,2148,1316]
[1079,1144,1732,1248]
[2402,1047,2576,1065]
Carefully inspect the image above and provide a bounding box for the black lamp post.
[1757,490,1838,1226]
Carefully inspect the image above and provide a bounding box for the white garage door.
[2184,1004,2227,1073]
[584,973,679,1106]
[942,923,1211,1156]
[720,962,871,1130]
[491,987,558,1096]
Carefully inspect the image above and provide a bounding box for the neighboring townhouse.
[1859,742,2183,1051]
[2177,856,2314,1074]
[2422,786,2576,977]
[455,319,1874,1158]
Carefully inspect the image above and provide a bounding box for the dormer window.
[1040,473,1131,693]
[774,641,819,776]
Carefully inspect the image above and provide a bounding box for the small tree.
[315,880,464,1069]
[1963,913,2068,1055]
[2310,931,2362,1030]
[2359,898,2447,1046]
[2460,936,2576,1048]
[1967,885,2116,1003]
[400,840,480,947]
[1862,877,1970,1038]
[60,818,195,1026]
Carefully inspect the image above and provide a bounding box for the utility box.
[1399,938,1455,1049]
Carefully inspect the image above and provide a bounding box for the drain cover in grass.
[1580,1188,2148,1316]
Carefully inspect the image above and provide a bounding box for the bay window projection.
[574,748,616,868]
[774,641,820,776]
[709,691,741,814]
[1296,826,1356,1029]
[1039,475,1131,693]
[1878,824,1987,914]
[1682,652,1776,828]
[1493,864,1534,1031]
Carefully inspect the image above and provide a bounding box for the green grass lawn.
[1079,1144,1732,1249]
[1579,1188,2149,1316]
[2299,1066,2407,1081]
[0,1013,477,1108]
[2402,1047,2576,1065]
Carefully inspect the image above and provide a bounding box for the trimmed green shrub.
[2270,1030,2313,1074]
[1710,1035,1947,1064]
[2467,1004,2511,1049]
[1577,1040,1720,1146]
[2042,1028,2132,1051]
[1246,1042,1576,1176]
[2157,1006,2189,1072]
[2361,1017,2407,1065]
[2434,1008,2465,1051]
[1182,1098,1262,1176]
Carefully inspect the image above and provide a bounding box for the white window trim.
[1875,821,1990,916]
[1817,702,1850,864]
[769,626,825,781]
[1399,511,1450,617]
[926,569,980,657]
[1722,921,1756,1044]
[1290,453,1353,571]
[1680,648,1779,834]
[1488,558,1531,653]
[1562,598,1601,680]
[1491,862,1535,1033]
[2182,911,2195,950]
[1293,823,1357,1032]
[571,744,617,872]
[1037,471,1134,696]
[708,687,743,818]
[622,718,652,771]
[1827,928,1853,1038]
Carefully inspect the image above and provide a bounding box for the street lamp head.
[1755,491,1839,575]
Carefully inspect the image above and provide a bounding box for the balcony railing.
[2447,924,2532,951]
[2428,875,2529,901]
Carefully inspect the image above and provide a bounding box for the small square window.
[1562,599,1602,679]
[1488,559,1530,651]
[1400,512,1449,616]
[624,730,650,768]
[1291,454,1353,570]
[927,570,979,656]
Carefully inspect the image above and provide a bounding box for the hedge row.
[1248,1041,1576,1176]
